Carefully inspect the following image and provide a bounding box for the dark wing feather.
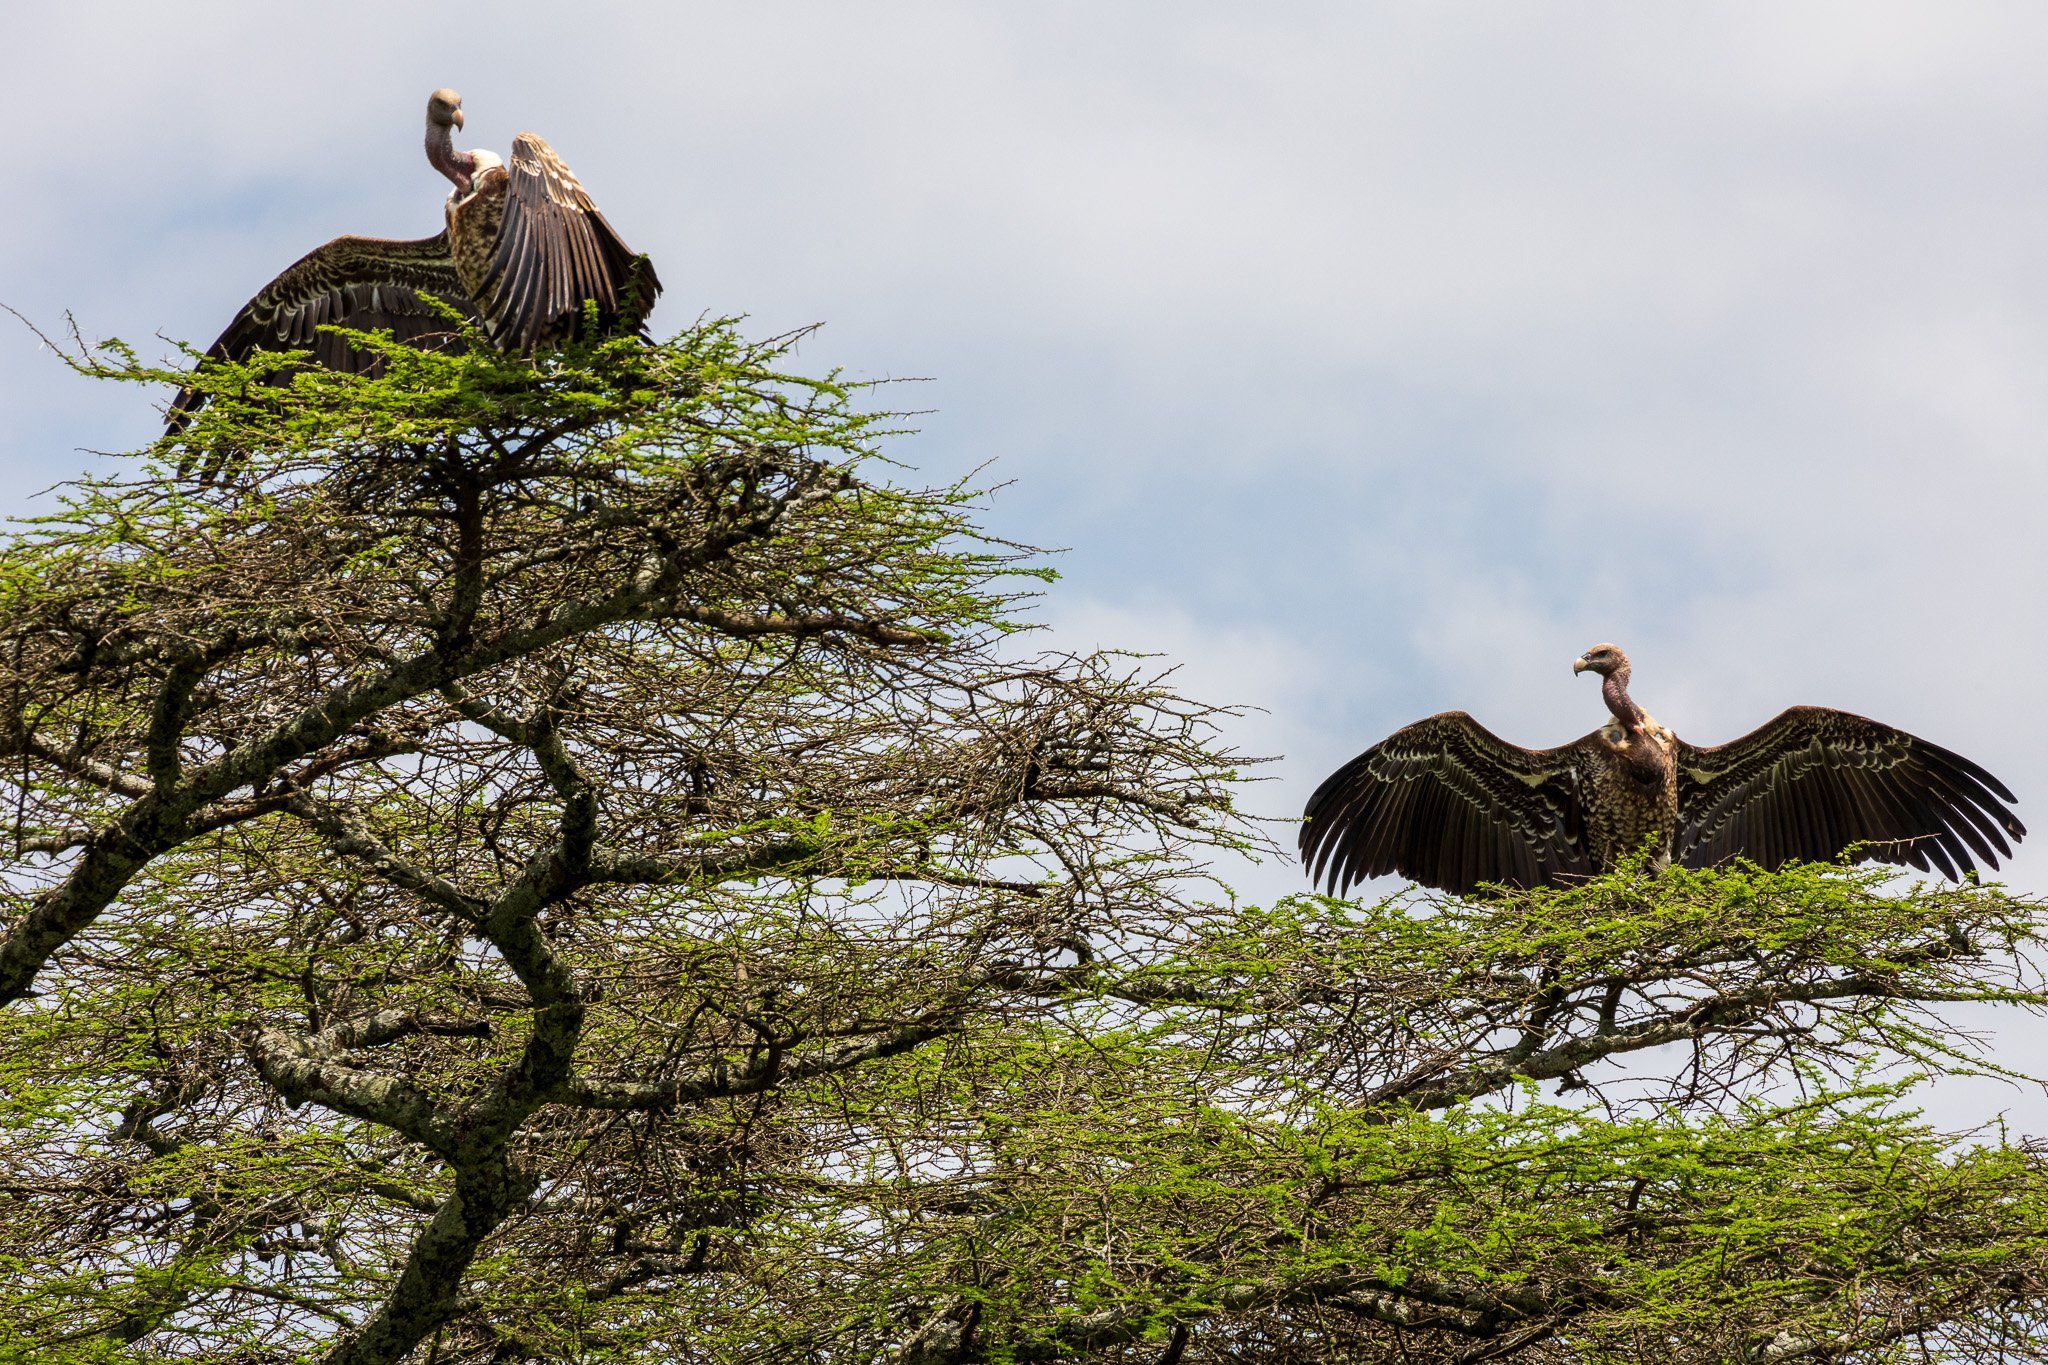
[1674,706,2024,879]
[1300,712,1596,897]
[474,133,662,352]
[167,232,472,432]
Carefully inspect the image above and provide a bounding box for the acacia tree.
[0,321,2045,1364]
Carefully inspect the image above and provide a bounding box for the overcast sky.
[5,4,2044,1117]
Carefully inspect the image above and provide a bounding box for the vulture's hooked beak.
[1572,656,1591,675]
[452,108,465,131]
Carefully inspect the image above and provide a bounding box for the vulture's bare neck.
[1602,667,1648,730]
[426,120,476,191]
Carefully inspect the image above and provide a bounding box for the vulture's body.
[168,89,659,431]
[1301,644,2024,896]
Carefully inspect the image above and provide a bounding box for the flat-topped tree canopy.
[0,319,1255,1362]
[4,327,2048,1365]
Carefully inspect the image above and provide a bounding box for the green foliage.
[0,324,2043,1364]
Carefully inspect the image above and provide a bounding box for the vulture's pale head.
[1573,643,1629,678]
[428,89,465,131]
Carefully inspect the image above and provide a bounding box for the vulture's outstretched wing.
[475,133,662,352]
[1301,713,1596,897]
[1674,706,2024,879]
[167,233,473,432]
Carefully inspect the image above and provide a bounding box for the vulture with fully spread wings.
[167,88,660,431]
[1301,644,2024,896]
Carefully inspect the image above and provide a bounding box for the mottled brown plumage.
[1301,644,2023,897]
[168,89,660,434]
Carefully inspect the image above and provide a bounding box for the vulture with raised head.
[168,88,660,430]
[1300,644,2024,896]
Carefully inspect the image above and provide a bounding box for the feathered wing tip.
[616,251,664,340]
[165,232,476,462]
[1301,712,1595,898]
[1674,706,2025,881]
